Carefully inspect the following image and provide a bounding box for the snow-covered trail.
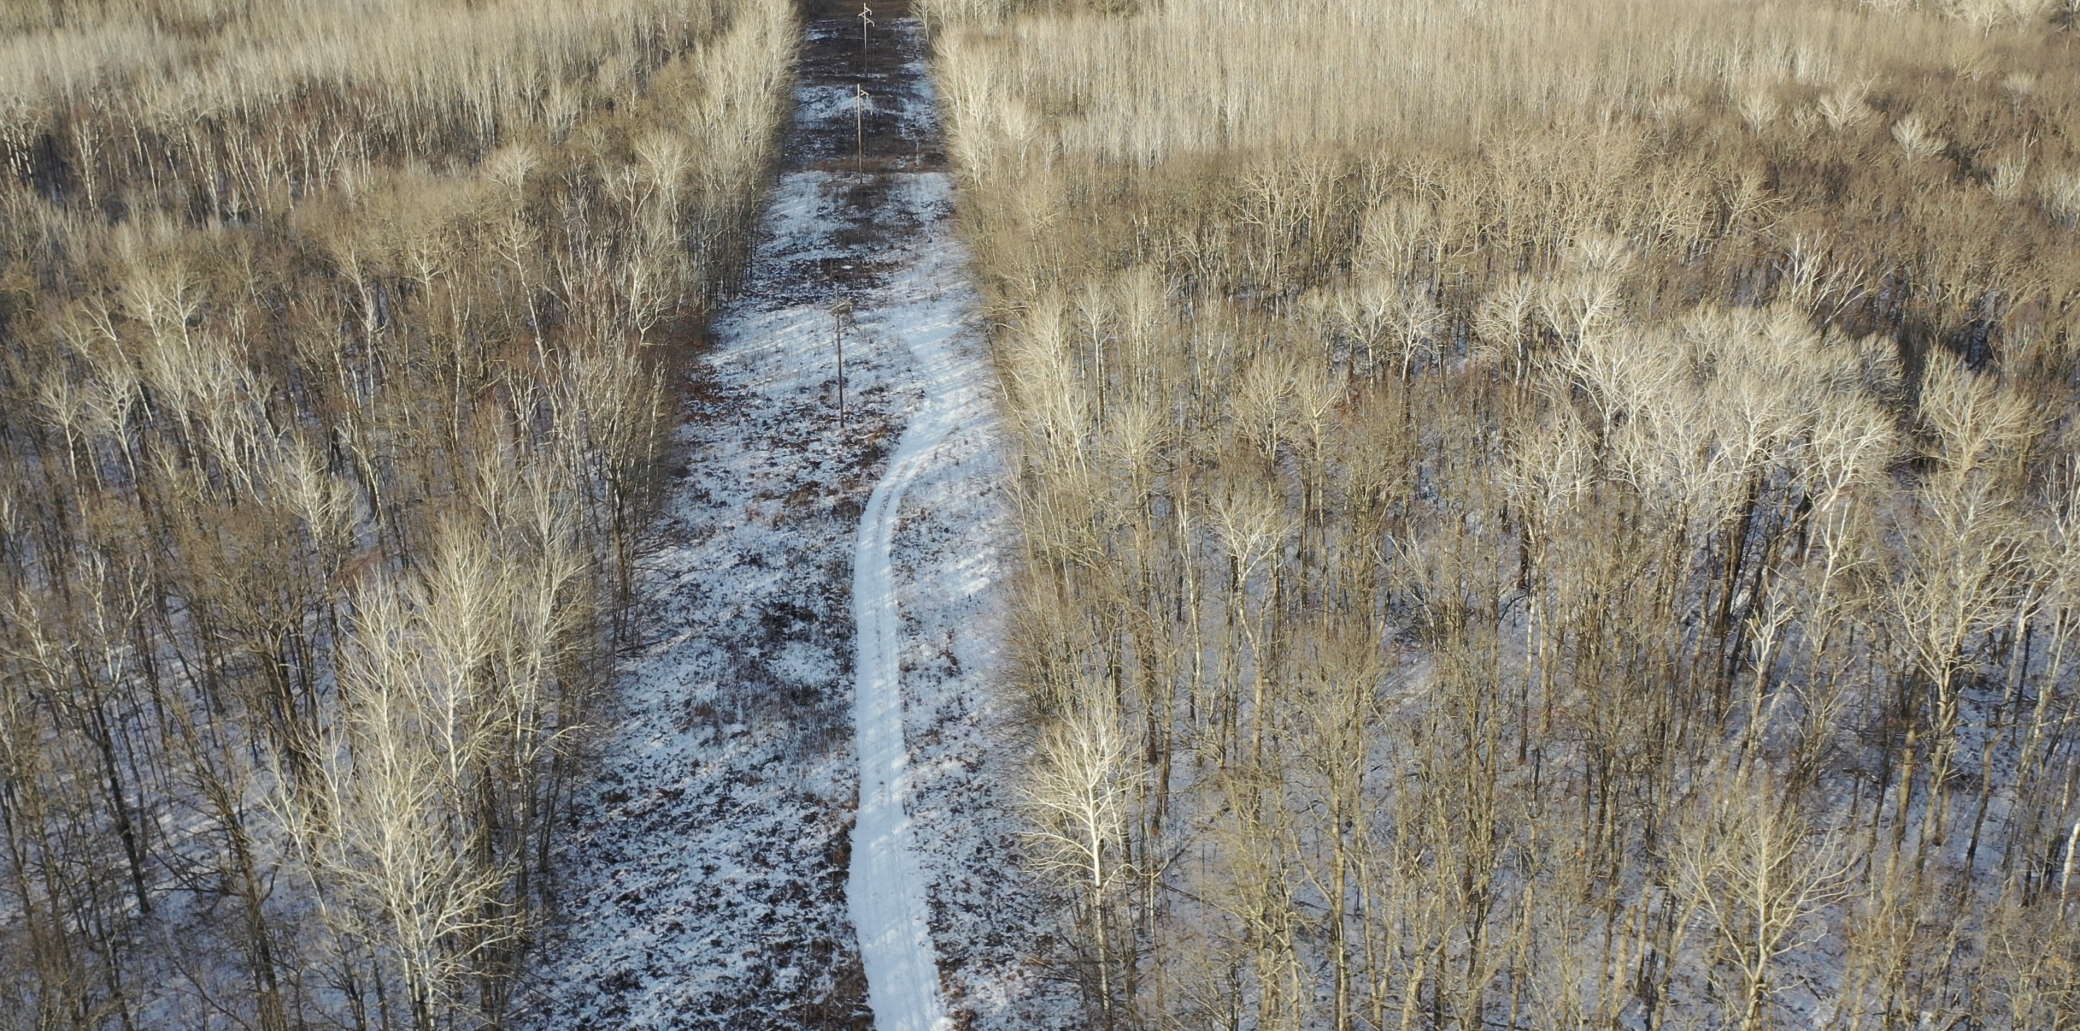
[847,180,985,1031]
[516,9,1073,1030]
[809,12,1075,1029]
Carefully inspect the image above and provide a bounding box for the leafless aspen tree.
[1026,704,1136,1028]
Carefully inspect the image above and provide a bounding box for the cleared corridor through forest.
[520,3,1013,1028]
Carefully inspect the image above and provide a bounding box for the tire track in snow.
[799,6,995,1026]
[848,274,976,1031]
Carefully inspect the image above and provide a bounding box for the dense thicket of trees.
[927,0,2080,1027]
[0,1,793,1027]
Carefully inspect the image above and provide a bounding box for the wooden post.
[831,296,854,429]
[855,85,870,180]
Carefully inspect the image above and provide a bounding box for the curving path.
[519,5,1051,1028]
[846,190,976,1031]
[790,5,991,1027]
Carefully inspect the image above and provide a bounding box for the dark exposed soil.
[790,0,944,178]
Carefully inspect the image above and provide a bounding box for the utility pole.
[858,5,874,74]
[831,296,854,430]
[854,85,871,180]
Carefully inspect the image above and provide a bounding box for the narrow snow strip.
[849,173,987,1031]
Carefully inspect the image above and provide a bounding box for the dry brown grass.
[932,0,2080,1027]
